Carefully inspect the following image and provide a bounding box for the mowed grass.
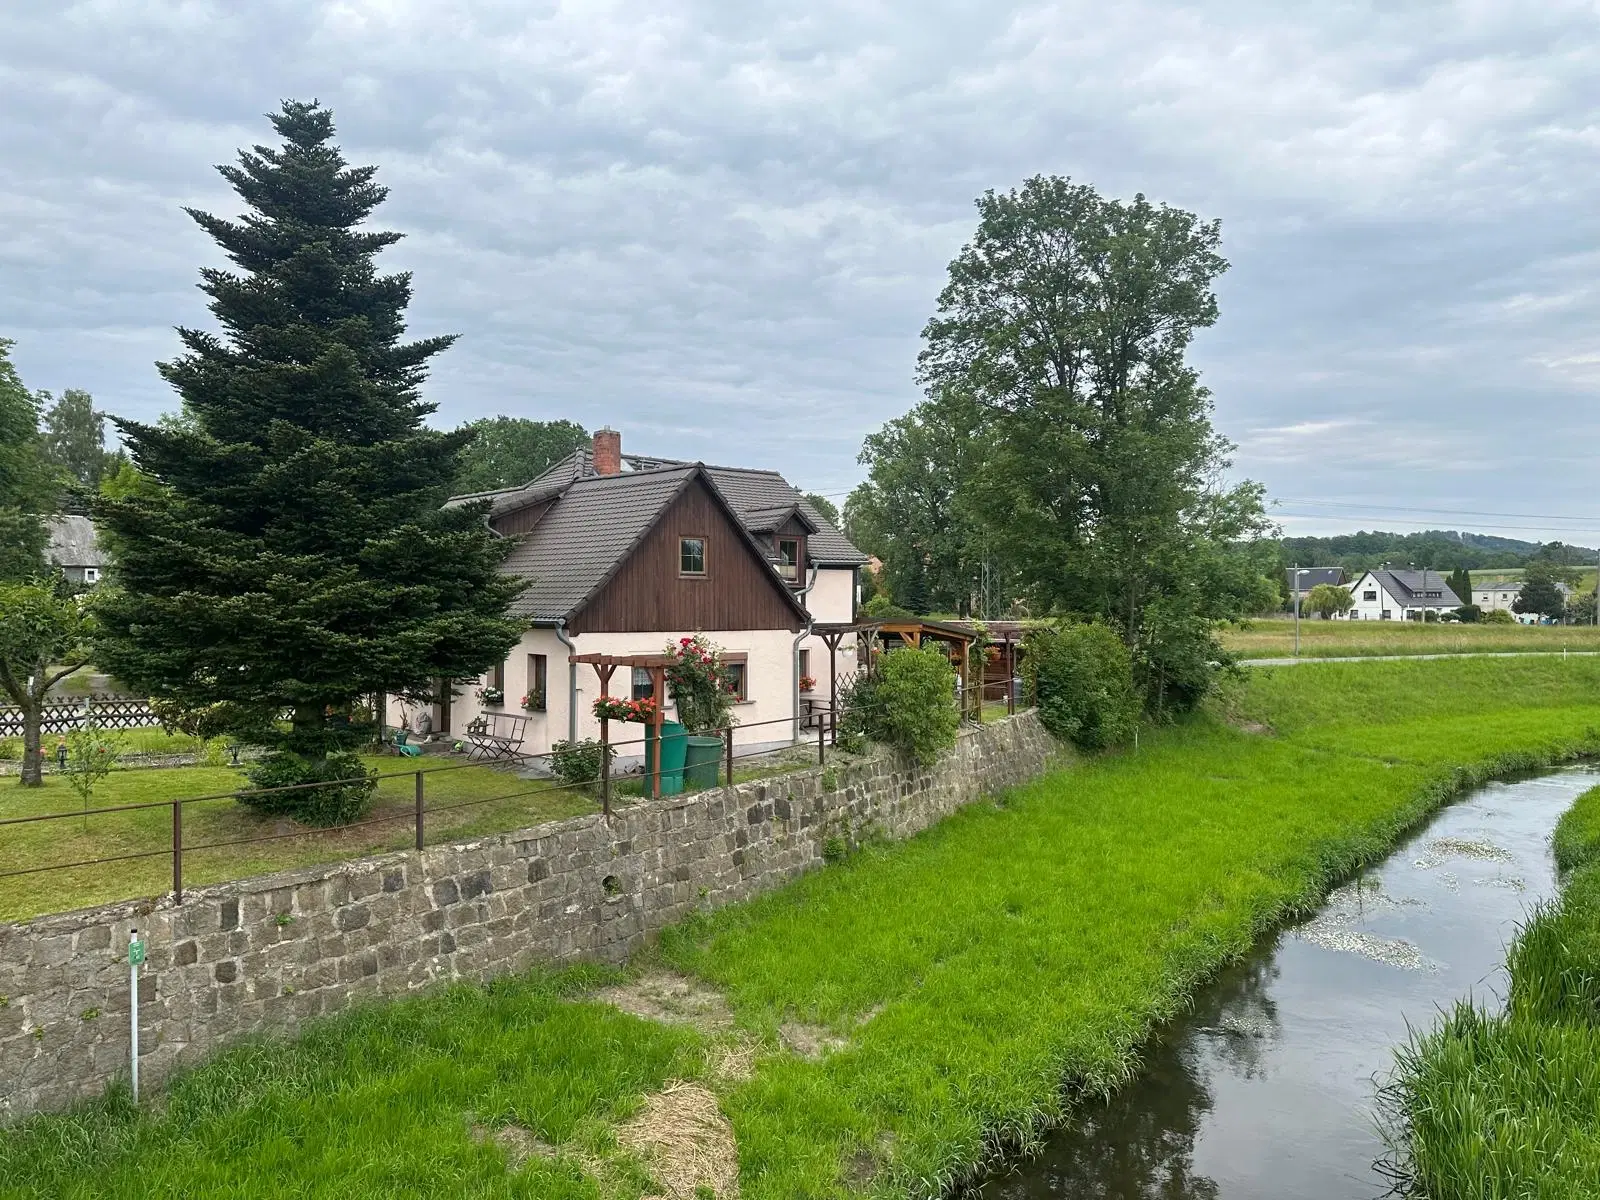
[1385,783,1600,1198]
[1220,616,1600,659]
[0,965,704,1200]
[0,758,595,924]
[7,657,1600,1198]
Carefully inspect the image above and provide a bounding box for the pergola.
[567,652,673,811]
[810,620,884,744]
[867,618,985,724]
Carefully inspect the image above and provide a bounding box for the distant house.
[1343,569,1461,621]
[1285,567,1346,597]
[45,515,104,585]
[396,429,869,756]
[1473,578,1573,623]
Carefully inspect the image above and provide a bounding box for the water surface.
[978,769,1597,1200]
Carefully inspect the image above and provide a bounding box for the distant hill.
[1275,530,1596,573]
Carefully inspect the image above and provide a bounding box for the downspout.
[792,563,820,743]
[554,619,579,744]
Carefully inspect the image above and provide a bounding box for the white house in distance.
[1343,568,1462,621]
[388,429,868,758]
[1474,578,1572,623]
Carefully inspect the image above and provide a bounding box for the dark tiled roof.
[446,448,595,518]
[500,467,695,620]
[1368,569,1462,607]
[46,515,104,568]
[700,467,866,565]
[1285,567,1345,590]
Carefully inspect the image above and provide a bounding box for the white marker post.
[128,928,145,1103]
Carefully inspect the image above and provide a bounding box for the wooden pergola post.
[650,664,665,801]
[593,662,618,817]
[819,629,846,746]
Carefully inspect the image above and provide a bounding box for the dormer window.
[680,537,706,576]
[777,537,800,581]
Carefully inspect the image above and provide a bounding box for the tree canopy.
[1513,564,1568,621]
[0,341,56,582]
[452,416,587,494]
[93,101,525,812]
[39,387,116,493]
[1305,583,1353,619]
[861,175,1273,706]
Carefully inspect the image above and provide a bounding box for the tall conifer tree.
[95,101,523,819]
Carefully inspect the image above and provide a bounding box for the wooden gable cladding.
[570,476,805,634]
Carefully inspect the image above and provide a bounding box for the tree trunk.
[19,696,42,787]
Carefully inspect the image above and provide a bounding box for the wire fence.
[0,711,837,903]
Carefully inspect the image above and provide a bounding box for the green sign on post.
[128,940,146,967]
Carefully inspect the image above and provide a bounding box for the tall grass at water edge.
[8,657,1600,1198]
[1384,782,1600,1199]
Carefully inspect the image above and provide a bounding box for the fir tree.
[0,340,56,582]
[94,101,524,822]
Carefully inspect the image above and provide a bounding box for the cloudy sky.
[5,1,1600,541]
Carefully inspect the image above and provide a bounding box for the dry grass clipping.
[595,972,735,1033]
[618,1081,740,1200]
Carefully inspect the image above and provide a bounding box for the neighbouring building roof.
[1285,567,1346,591]
[45,515,104,569]
[1364,569,1462,608]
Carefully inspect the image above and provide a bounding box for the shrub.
[241,751,375,826]
[1023,623,1140,751]
[836,670,885,754]
[663,634,738,734]
[1483,608,1517,625]
[1455,604,1481,623]
[550,738,610,786]
[873,646,960,766]
[63,722,119,813]
[0,739,18,761]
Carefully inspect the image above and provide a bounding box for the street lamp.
[1292,568,1309,659]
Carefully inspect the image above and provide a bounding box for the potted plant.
[520,688,546,713]
[799,675,817,693]
[476,686,504,706]
[664,635,738,735]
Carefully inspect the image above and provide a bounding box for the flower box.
[799,675,817,693]
[593,695,660,723]
[476,686,504,706]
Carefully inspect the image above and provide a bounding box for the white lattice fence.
[0,696,158,737]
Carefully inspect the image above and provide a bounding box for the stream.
[978,767,1598,1200]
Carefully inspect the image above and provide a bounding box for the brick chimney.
[592,427,621,476]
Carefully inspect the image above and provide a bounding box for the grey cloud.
[4,0,1600,530]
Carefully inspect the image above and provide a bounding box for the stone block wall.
[0,711,1055,1121]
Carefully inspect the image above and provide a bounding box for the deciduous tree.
[0,580,94,786]
[39,387,114,492]
[1305,583,1353,620]
[1514,565,1567,622]
[0,341,56,582]
[93,101,525,821]
[453,416,587,493]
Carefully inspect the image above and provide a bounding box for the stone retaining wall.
[0,712,1055,1121]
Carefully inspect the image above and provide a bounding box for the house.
[397,429,869,757]
[1342,569,1461,621]
[45,515,105,585]
[1473,578,1573,623]
[1284,566,1346,596]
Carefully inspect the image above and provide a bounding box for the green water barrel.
[683,735,724,790]
[643,720,688,795]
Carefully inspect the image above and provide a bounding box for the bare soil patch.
[618,1081,740,1199]
[595,972,735,1033]
[469,1122,555,1169]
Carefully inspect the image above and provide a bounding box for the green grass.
[9,657,1600,1198]
[0,758,595,924]
[1220,617,1600,659]
[0,965,703,1200]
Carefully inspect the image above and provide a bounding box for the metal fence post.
[818,712,826,766]
[414,770,425,851]
[171,800,183,902]
[601,741,611,819]
[725,725,734,787]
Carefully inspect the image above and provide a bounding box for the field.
[6,658,1600,1199]
[0,757,595,924]
[1220,616,1600,659]
[1384,783,1600,1198]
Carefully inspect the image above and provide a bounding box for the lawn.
[7,657,1600,1199]
[0,756,596,924]
[1220,616,1600,659]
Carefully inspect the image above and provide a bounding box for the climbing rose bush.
[664,634,739,734]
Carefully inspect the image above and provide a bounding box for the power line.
[1276,497,1600,525]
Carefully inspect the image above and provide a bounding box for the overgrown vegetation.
[1022,622,1139,750]
[550,738,610,787]
[1384,782,1600,1197]
[11,659,1600,1197]
[838,647,960,765]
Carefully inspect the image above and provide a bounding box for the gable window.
[680,537,706,576]
[723,653,748,702]
[1363,591,1377,602]
[777,538,800,581]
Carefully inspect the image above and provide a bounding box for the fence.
[0,696,159,738]
[0,711,836,907]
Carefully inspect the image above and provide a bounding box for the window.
[632,667,654,701]
[490,660,505,693]
[1363,591,1377,602]
[680,537,706,576]
[526,653,547,711]
[799,648,811,680]
[82,568,99,583]
[776,538,800,581]
[723,654,748,702]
